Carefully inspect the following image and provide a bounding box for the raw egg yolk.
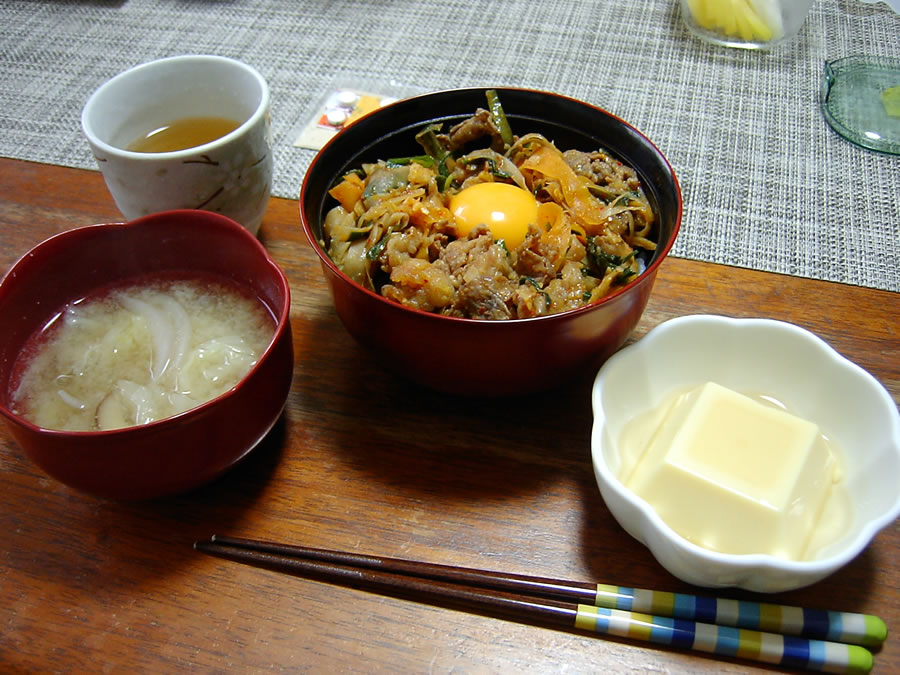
[449,182,539,249]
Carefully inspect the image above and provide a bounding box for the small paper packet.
[293,79,424,151]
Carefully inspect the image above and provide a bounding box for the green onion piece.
[486,89,514,148]
[347,227,372,242]
[387,155,435,168]
[438,173,454,192]
[485,158,510,179]
[459,156,510,180]
[415,124,446,162]
[518,277,551,307]
[585,238,639,279]
[415,123,455,187]
[366,231,392,260]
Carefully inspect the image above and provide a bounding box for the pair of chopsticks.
[194,535,885,674]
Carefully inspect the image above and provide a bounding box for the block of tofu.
[624,381,838,560]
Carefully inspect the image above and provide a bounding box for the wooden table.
[1,157,897,673]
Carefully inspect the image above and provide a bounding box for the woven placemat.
[1,0,898,292]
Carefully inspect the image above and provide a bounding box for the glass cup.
[81,55,273,235]
[680,0,815,50]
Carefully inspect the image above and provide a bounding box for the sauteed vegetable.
[322,91,656,320]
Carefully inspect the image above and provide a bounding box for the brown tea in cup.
[127,116,241,153]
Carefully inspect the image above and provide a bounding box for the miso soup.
[10,274,275,431]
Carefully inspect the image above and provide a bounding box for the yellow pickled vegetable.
[882,86,900,119]
[686,0,782,43]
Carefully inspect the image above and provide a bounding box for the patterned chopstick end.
[575,605,873,674]
[594,584,887,648]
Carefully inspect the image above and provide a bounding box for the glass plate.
[820,56,900,156]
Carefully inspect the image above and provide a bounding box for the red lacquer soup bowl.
[0,210,293,499]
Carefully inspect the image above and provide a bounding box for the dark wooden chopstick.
[208,533,598,603]
[194,535,880,674]
[196,537,575,625]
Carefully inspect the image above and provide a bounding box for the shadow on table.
[5,413,287,590]
[291,312,599,505]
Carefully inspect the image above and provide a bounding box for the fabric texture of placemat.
[1,0,898,292]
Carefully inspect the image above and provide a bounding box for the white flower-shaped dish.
[591,314,900,593]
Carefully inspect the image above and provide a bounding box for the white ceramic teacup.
[81,55,272,235]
